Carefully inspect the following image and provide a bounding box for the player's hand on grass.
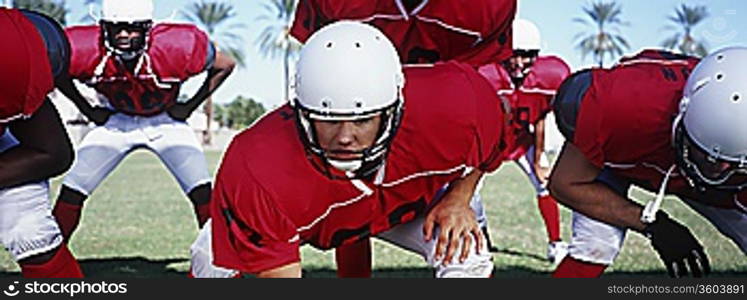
[87,107,113,126]
[643,211,711,278]
[423,193,484,265]
[167,104,192,122]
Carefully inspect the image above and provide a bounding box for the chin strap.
[641,165,677,224]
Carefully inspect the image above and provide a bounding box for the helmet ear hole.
[716,73,725,81]
[733,93,741,103]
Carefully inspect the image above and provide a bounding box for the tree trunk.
[203,97,213,145]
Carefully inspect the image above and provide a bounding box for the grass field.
[0,150,744,278]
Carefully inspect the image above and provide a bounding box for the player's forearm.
[0,147,71,189]
[534,118,546,165]
[548,143,647,231]
[55,76,96,117]
[551,179,646,231]
[0,101,73,189]
[184,54,236,112]
[446,169,484,204]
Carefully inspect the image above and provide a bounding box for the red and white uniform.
[61,23,213,198]
[558,50,747,264]
[290,0,516,66]
[66,24,210,116]
[0,9,54,133]
[479,55,570,161]
[204,62,507,275]
[0,8,64,262]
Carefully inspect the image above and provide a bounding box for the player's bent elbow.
[47,142,74,178]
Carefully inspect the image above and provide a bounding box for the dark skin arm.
[55,74,113,126]
[0,99,74,189]
[548,142,646,231]
[167,50,236,121]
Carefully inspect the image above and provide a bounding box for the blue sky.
[50,0,747,108]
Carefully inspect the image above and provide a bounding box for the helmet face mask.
[292,21,405,180]
[674,123,747,191]
[101,20,152,60]
[99,0,154,60]
[294,97,403,180]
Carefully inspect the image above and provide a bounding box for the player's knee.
[188,183,212,206]
[58,185,88,206]
[3,214,62,262]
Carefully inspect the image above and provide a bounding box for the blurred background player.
[0,8,89,277]
[51,0,236,244]
[550,48,747,278]
[189,21,509,278]
[289,0,516,277]
[478,19,571,264]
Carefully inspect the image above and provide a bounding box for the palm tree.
[255,0,301,103]
[182,0,247,144]
[573,1,630,67]
[661,4,709,57]
[12,0,67,25]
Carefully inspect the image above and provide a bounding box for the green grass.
[0,150,744,277]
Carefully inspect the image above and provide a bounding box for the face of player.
[505,54,536,84]
[113,27,143,50]
[313,115,383,161]
[682,136,747,188]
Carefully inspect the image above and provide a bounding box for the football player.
[289,0,516,277]
[51,0,235,243]
[0,8,87,277]
[189,21,509,278]
[550,48,747,278]
[478,19,571,263]
[290,0,516,66]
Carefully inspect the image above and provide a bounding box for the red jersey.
[290,0,516,66]
[66,24,212,116]
[478,56,570,160]
[565,49,746,210]
[0,8,54,132]
[211,62,508,273]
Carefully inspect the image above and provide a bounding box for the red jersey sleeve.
[65,25,102,81]
[570,70,606,168]
[290,0,318,43]
[149,24,211,80]
[211,137,301,274]
[460,63,509,173]
[0,8,53,124]
[451,0,516,65]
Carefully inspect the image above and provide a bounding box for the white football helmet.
[100,0,154,60]
[674,47,747,190]
[293,21,405,179]
[513,19,541,52]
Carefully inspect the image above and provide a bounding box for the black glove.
[167,104,193,122]
[87,107,113,126]
[643,211,711,278]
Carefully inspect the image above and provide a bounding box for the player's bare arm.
[257,262,302,278]
[0,100,73,189]
[533,117,549,183]
[55,75,112,126]
[167,49,236,121]
[549,142,647,231]
[424,169,486,265]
